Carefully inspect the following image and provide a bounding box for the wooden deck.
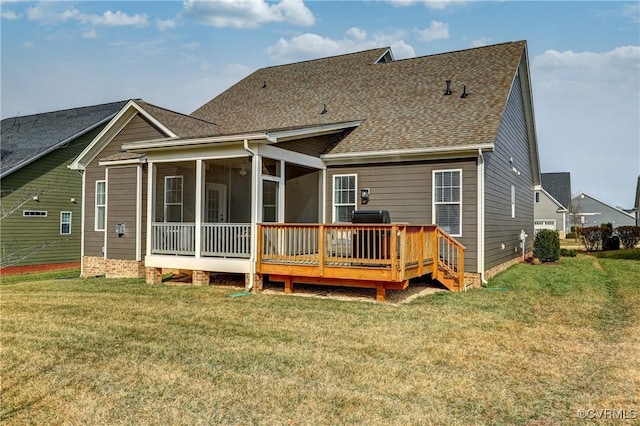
[256,223,465,301]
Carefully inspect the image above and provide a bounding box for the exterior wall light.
[360,188,370,204]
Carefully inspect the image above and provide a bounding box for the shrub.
[616,226,640,249]
[580,226,602,252]
[560,248,577,257]
[534,229,560,262]
[566,232,576,240]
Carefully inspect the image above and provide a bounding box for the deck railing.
[152,222,196,255]
[257,223,465,287]
[151,222,251,257]
[202,223,251,258]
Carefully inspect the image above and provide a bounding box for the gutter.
[477,148,488,286]
[322,143,494,165]
[243,139,258,291]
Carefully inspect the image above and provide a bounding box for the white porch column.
[195,159,203,259]
[278,159,285,223]
[321,168,327,223]
[146,162,155,257]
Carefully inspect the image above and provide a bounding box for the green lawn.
[1,255,639,425]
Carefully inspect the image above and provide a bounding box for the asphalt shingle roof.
[0,100,128,177]
[191,41,527,154]
[541,172,572,210]
[136,101,220,139]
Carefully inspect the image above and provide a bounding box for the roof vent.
[460,85,468,98]
[320,104,328,114]
[444,80,452,96]
[262,81,267,89]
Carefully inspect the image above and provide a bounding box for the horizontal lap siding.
[106,167,137,260]
[0,128,101,265]
[84,115,163,257]
[326,159,478,272]
[484,69,535,270]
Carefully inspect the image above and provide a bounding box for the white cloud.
[25,4,148,27]
[414,21,449,42]
[82,10,148,27]
[22,40,34,48]
[181,0,314,29]
[1,10,19,19]
[471,37,490,48]
[82,28,97,39]
[157,18,176,31]
[532,46,640,206]
[385,0,467,10]
[267,27,415,62]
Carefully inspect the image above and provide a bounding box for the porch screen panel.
[433,170,461,235]
[262,180,278,222]
[333,174,356,223]
[164,176,183,222]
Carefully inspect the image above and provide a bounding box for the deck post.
[390,224,398,281]
[376,283,385,302]
[458,248,465,292]
[418,226,424,276]
[433,229,439,277]
[284,277,293,294]
[318,224,325,277]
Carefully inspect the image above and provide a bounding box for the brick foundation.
[82,256,106,277]
[82,256,145,279]
[105,259,145,279]
[192,270,210,285]
[146,267,163,284]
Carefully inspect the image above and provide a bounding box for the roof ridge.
[138,100,218,126]
[391,40,526,64]
[261,47,390,70]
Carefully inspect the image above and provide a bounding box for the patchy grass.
[1,257,639,425]
[0,268,81,286]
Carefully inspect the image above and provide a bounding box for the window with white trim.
[511,185,516,218]
[164,176,183,222]
[333,174,357,223]
[95,180,106,231]
[60,211,72,235]
[433,170,462,236]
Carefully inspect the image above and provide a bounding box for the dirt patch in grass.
[263,278,448,304]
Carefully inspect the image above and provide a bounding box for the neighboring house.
[571,192,635,228]
[0,101,128,268]
[535,172,572,237]
[534,187,568,238]
[70,41,541,298]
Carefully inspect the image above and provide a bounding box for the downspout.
[478,149,488,286]
[243,139,257,291]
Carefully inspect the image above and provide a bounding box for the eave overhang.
[322,143,495,166]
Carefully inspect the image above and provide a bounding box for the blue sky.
[1,1,639,209]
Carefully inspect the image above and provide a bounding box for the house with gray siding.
[534,187,568,238]
[0,101,127,268]
[71,41,541,295]
[571,192,635,228]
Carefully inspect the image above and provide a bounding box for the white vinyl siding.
[433,169,462,236]
[60,211,72,235]
[95,180,106,231]
[332,174,357,223]
[164,176,183,222]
